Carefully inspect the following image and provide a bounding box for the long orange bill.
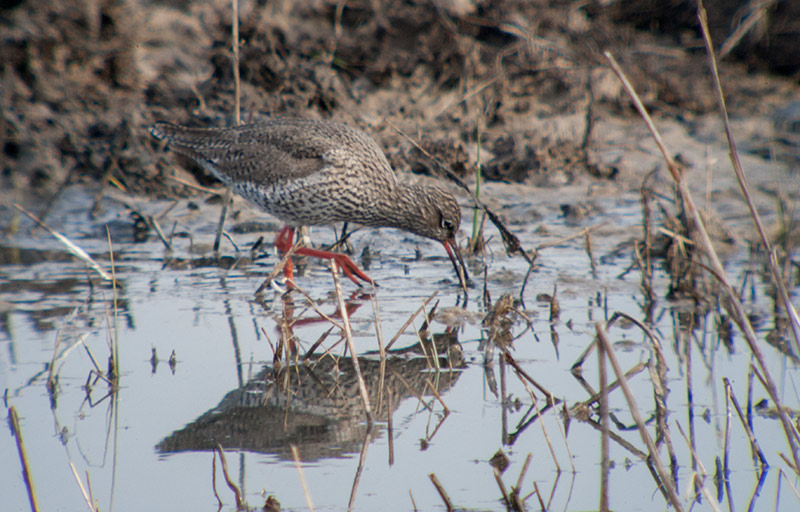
[442,238,470,291]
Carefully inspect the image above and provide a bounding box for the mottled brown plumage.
[150,118,468,288]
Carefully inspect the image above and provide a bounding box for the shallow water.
[2,183,798,511]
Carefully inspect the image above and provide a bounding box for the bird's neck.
[371,182,426,232]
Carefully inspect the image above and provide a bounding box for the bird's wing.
[151,119,354,186]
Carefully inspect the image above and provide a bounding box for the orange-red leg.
[273,226,374,286]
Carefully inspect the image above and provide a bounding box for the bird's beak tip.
[442,238,470,290]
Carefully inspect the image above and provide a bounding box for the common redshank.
[150,118,469,288]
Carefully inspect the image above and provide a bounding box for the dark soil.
[1,0,798,207]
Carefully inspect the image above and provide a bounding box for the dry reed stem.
[47,329,64,394]
[581,418,649,460]
[550,400,576,474]
[285,279,344,331]
[302,325,335,360]
[434,75,500,119]
[106,227,119,383]
[211,450,222,508]
[598,329,609,512]
[585,229,598,279]
[212,0,241,253]
[386,290,438,350]
[429,473,454,512]
[595,322,684,511]
[348,423,373,511]
[369,287,387,415]
[676,421,711,478]
[697,6,800,353]
[423,402,449,442]
[255,241,300,294]
[424,380,450,415]
[231,0,240,126]
[81,339,104,377]
[579,361,647,408]
[492,468,512,510]
[147,214,171,250]
[10,406,40,512]
[330,260,373,423]
[525,379,561,474]
[779,469,800,502]
[386,387,395,466]
[291,444,315,512]
[67,461,94,512]
[388,367,434,412]
[532,480,546,511]
[167,175,223,195]
[723,378,733,483]
[213,190,233,254]
[514,453,532,498]
[11,203,111,280]
[605,47,800,472]
[503,351,556,403]
[718,0,776,59]
[723,378,768,468]
[676,422,725,512]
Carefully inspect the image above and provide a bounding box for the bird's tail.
[150,122,230,150]
[149,122,231,183]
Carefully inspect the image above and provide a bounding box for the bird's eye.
[440,218,454,231]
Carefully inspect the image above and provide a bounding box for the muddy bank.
[2,0,798,209]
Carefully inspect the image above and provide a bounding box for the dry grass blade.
[12,203,111,280]
[604,47,800,473]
